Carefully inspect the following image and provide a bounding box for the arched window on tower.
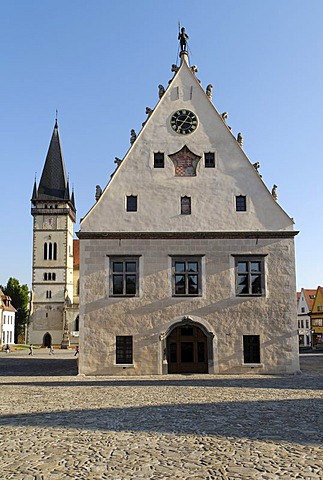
[44,242,58,260]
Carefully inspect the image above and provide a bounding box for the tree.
[1,277,29,343]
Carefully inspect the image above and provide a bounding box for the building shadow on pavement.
[0,356,78,376]
[0,354,322,391]
[0,399,321,445]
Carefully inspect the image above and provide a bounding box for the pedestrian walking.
[74,345,79,356]
[5,344,10,353]
[49,346,55,355]
[28,344,33,355]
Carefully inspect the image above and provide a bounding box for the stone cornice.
[76,230,299,240]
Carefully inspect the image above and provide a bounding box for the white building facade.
[78,42,299,375]
[297,289,315,347]
[0,290,16,346]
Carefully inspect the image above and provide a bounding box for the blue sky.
[1,0,322,290]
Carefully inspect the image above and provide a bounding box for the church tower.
[29,120,78,348]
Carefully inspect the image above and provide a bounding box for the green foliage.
[1,277,29,341]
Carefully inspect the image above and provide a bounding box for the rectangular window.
[312,319,323,327]
[110,257,139,296]
[204,152,215,168]
[154,152,164,168]
[234,256,265,296]
[236,195,246,212]
[172,257,201,296]
[126,195,137,212]
[181,196,191,215]
[243,335,260,363]
[116,336,133,364]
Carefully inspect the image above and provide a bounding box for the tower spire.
[37,120,70,202]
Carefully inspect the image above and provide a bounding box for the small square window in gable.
[204,152,215,168]
[236,195,246,212]
[154,152,164,168]
[126,195,137,212]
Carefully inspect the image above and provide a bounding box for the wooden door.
[167,325,208,373]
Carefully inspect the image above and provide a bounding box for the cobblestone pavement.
[0,350,322,480]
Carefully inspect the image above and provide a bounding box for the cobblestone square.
[0,350,322,479]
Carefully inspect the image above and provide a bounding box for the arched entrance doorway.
[43,332,52,347]
[167,324,208,373]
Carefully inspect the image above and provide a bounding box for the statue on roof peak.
[178,27,189,52]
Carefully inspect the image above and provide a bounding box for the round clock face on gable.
[170,109,198,135]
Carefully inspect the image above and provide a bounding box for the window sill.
[114,364,135,368]
[236,294,264,298]
[110,295,138,298]
[242,363,263,368]
[173,294,202,298]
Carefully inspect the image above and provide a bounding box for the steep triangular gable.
[81,53,294,234]
[298,288,316,314]
[312,286,323,313]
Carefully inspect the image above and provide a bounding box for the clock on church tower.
[43,216,56,229]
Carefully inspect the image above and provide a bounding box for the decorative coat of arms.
[168,145,201,177]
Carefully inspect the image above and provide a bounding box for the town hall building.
[77,30,299,375]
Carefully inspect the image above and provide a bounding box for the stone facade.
[78,48,299,375]
[29,122,79,347]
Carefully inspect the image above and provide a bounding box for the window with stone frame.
[44,242,57,260]
[243,335,261,363]
[110,257,139,296]
[204,152,215,168]
[116,335,133,364]
[43,272,56,281]
[235,195,247,212]
[172,257,202,296]
[181,196,191,215]
[234,256,266,296]
[126,195,138,212]
[154,152,165,168]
